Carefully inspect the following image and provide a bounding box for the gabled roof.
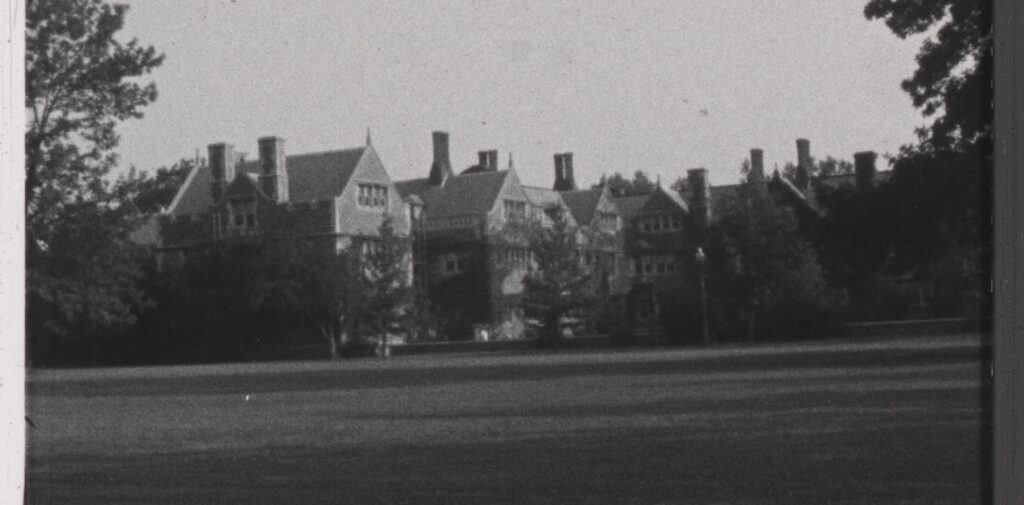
[659,186,690,213]
[638,186,689,215]
[610,192,651,220]
[771,174,825,217]
[613,194,651,222]
[559,188,605,225]
[522,186,565,210]
[166,147,367,216]
[281,148,366,203]
[395,170,511,219]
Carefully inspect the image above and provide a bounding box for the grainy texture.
[27,334,987,504]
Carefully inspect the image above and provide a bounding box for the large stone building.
[394,132,631,339]
[152,130,885,341]
[156,133,410,269]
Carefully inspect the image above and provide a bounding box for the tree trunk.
[328,336,339,360]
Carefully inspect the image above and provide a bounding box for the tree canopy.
[864,0,991,151]
[25,0,164,363]
[707,181,835,341]
[593,171,657,196]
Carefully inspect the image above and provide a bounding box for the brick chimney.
[687,168,711,226]
[487,150,498,171]
[749,148,765,182]
[208,142,235,202]
[560,152,577,191]
[552,153,566,190]
[258,136,289,203]
[476,150,499,171]
[429,131,453,186]
[795,138,811,190]
[854,151,878,192]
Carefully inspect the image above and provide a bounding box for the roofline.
[163,162,200,215]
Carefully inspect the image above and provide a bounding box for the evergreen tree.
[518,211,599,347]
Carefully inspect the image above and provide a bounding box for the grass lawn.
[26,334,989,504]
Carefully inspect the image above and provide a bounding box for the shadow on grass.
[27,420,984,505]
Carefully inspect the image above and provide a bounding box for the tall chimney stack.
[429,131,453,186]
[749,148,765,182]
[561,152,577,191]
[487,150,498,171]
[552,153,566,190]
[208,142,235,202]
[687,168,711,226]
[795,138,811,190]
[478,151,489,169]
[854,151,878,192]
[258,136,289,203]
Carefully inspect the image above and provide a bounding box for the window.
[358,184,388,208]
[639,213,684,234]
[597,211,619,230]
[442,254,467,275]
[361,240,382,257]
[504,248,529,265]
[639,254,679,276]
[229,199,257,232]
[504,199,527,221]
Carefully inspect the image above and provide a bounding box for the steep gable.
[614,194,651,223]
[560,188,604,226]
[223,172,266,201]
[334,144,409,236]
[396,170,510,220]
[639,186,689,215]
[285,148,365,203]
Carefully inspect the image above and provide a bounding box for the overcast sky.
[116,0,927,187]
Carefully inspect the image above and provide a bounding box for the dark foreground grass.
[27,334,989,504]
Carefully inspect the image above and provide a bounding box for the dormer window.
[358,184,388,208]
[229,199,257,233]
[504,199,527,221]
[596,211,619,231]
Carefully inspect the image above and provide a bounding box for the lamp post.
[695,247,711,345]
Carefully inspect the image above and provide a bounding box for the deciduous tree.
[26,0,164,363]
[708,181,835,341]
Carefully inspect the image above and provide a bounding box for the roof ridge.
[286,146,365,161]
[456,169,509,177]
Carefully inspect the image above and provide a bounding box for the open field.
[27,334,989,504]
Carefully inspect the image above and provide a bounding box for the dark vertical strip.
[993,0,1024,501]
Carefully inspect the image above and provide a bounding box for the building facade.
[156,134,411,269]
[151,130,885,341]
